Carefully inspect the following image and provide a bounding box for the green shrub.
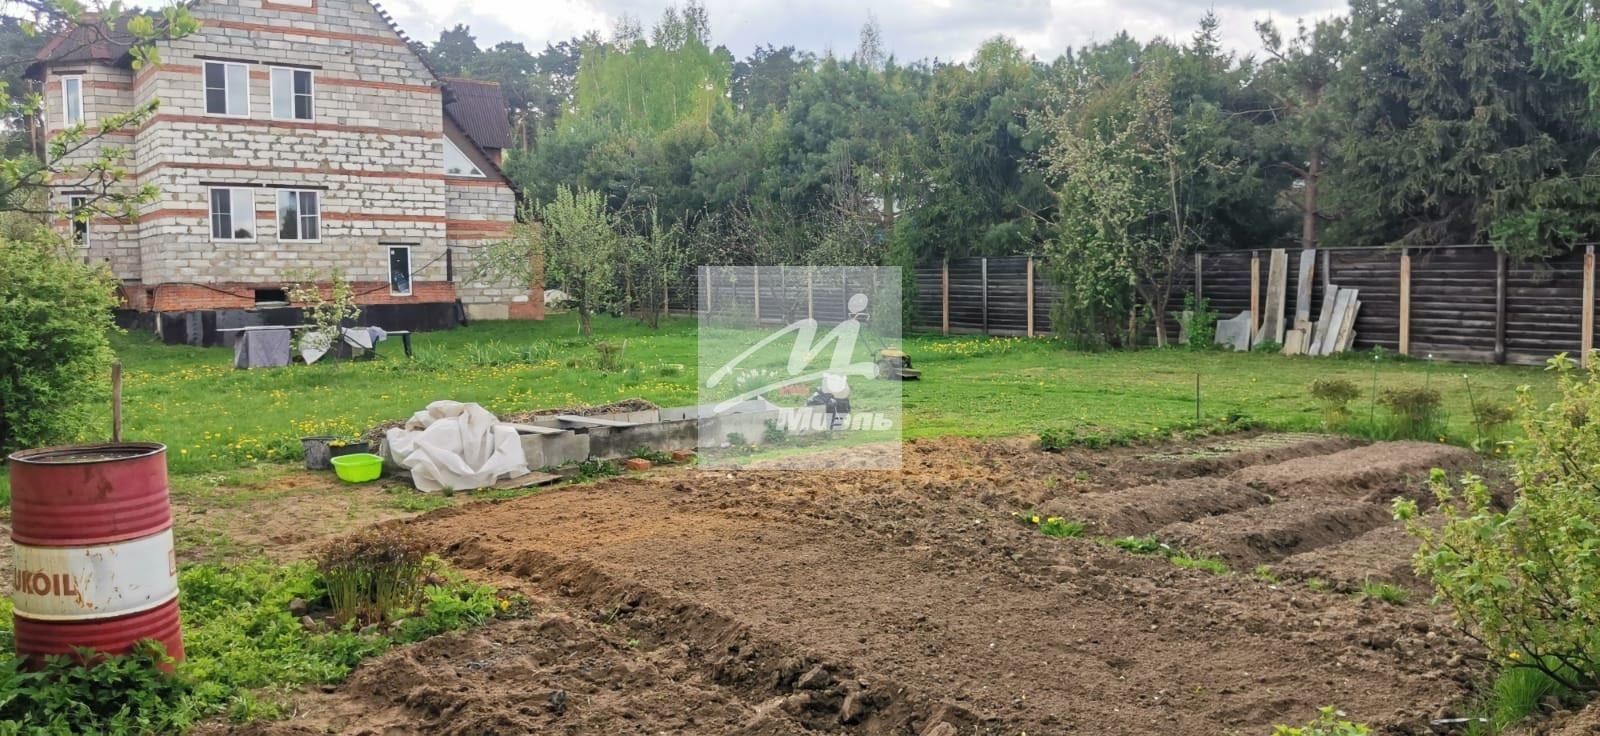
[1377,386,1444,439]
[1271,707,1370,736]
[1396,354,1600,694]
[1472,401,1516,435]
[0,227,119,454]
[1038,428,1068,452]
[1309,378,1361,426]
[1180,293,1217,350]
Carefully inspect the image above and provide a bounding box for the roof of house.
[30,15,136,72]
[442,78,512,151]
[29,2,514,182]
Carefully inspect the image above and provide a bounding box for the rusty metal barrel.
[7,442,183,667]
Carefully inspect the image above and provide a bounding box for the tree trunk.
[579,301,593,337]
[1302,148,1321,249]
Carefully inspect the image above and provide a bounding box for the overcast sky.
[374,0,1347,63]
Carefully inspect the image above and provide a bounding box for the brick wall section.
[37,0,538,321]
[43,63,141,275]
[446,178,541,319]
[147,281,457,312]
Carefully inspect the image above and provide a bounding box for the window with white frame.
[388,246,412,296]
[62,75,83,126]
[270,67,314,121]
[276,189,320,240]
[204,61,249,116]
[209,187,256,241]
[68,194,88,245]
[442,138,484,177]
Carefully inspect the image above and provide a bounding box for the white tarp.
[384,400,529,492]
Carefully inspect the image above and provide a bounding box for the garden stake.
[1195,373,1201,423]
[1462,373,1482,446]
[111,361,122,443]
[1369,354,1381,427]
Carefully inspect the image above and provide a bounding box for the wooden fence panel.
[1326,249,1401,352]
[671,245,1592,366]
[1505,251,1587,365]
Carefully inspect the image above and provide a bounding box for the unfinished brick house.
[29,0,541,344]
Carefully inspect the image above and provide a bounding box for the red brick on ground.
[624,458,652,472]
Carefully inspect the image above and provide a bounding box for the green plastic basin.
[329,453,384,483]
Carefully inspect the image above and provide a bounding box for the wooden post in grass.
[1249,252,1261,339]
[1495,251,1508,364]
[1584,245,1595,368]
[1398,248,1411,356]
[1026,256,1035,338]
[753,266,761,326]
[111,362,122,443]
[981,257,990,336]
[941,257,949,335]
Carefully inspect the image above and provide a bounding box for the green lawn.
[4,312,1558,482]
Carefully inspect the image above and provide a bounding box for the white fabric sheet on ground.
[384,400,529,492]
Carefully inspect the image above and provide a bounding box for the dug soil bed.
[247,435,1491,735]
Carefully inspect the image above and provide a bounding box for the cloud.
[132,0,1345,62]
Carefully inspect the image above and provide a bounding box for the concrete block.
[519,430,589,469]
[586,419,698,460]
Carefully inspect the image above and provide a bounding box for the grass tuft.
[1352,579,1410,606]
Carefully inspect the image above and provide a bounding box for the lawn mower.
[849,311,921,381]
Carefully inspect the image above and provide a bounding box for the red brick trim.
[444,177,513,189]
[260,0,318,13]
[446,221,514,240]
[138,161,448,182]
[146,281,457,311]
[45,78,132,92]
[138,114,441,139]
[207,20,408,47]
[323,212,446,224]
[243,67,437,95]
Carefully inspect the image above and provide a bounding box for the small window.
[254,288,288,304]
[442,138,484,177]
[209,187,256,241]
[68,194,88,245]
[388,246,412,296]
[270,67,313,121]
[62,76,83,126]
[276,189,320,241]
[204,61,250,116]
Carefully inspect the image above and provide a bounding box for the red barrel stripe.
[7,443,172,546]
[13,599,184,667]
[7,442,183,668]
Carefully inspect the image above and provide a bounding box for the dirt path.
[244,434,1491,736]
